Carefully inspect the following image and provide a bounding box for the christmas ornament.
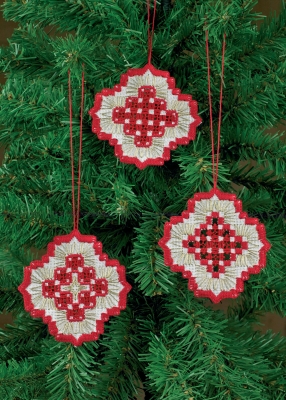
[159,32,271,303]
[158,189,271,303]
[18,230,131,346]
[89,0,201,169]
[18,70,131,345]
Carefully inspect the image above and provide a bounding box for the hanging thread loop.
[205,30,226,189]
[68,68,85,231]
[147,0,157,64]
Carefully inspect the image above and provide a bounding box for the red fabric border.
[89,63,202,169]
[18,230,131,346]
[158,188,271,303]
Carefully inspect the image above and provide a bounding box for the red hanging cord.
[68,70,76,230]
[205,31,226,189]
[205,30,215,189]
[216,34,226,189]
[77,69,85,230]
[147,0,157,64]
[68,68,85,231]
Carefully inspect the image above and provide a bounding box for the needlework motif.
[18,230,131,345]
[159,189,271,303]
[112,86,178,147]
[89,64,201,169]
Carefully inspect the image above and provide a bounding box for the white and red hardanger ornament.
[159,189,271,303]
[89,64,202,169]
[19,230,131,346]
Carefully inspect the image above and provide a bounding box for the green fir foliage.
[0,0,285,398]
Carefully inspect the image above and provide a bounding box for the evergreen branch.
[230,162,286,193]
[233,185,286,219]
[238,5,286,63]
[0,246,28,312]
[0,1,285,398]
[93,307,144,399]
[222,126,286,176]
[0,77,66,133]
[0,27,54,78]
[131,205,177,296]
[143,286,286,399]
[0,356,49,400]
[173,134,230,199]
[225,69,286,128]
[0,314,46,362]
[98,170,141,224]
[0,283,22,313]
[45,339,100,400]
[0,193,71,250]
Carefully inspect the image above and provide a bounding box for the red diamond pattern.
[182,212,248,278]
[112,85,178,148]
[42,254,108,322]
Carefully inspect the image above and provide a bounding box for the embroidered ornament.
[19,230,131,346]
[159,189,271,303]
[89,64,202,169]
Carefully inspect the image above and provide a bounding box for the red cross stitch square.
[55,292,73,310]
[79,291,96,308]
[91,279,108,296]
[78,267,96,284]
[42,280,60,298]
[66,254,84,272]
[67,305,85,322]
[54,268,72,285]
